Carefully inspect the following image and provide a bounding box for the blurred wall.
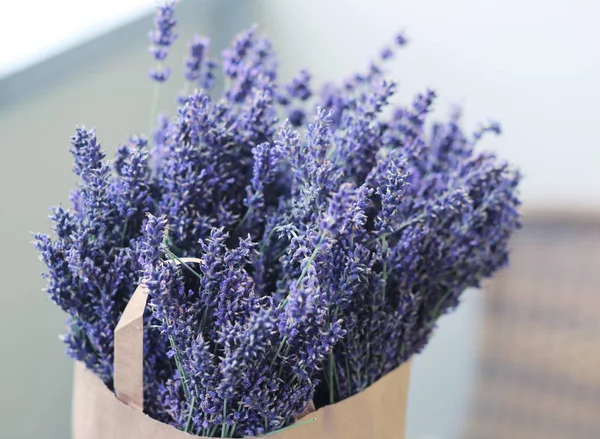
[1,1,599,439]
[263,0,600,208]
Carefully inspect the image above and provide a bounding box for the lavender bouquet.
[35,2,520,437]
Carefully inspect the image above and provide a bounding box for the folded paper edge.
[112,258,204,412]
[114,285,148,410]
[115,284,149,331]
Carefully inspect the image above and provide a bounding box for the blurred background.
[1,1,599,438]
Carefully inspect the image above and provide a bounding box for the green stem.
[271,336,287,366]
[344,355,352,398]
[221,399,228,438]
[198,423,207,437]
[381,235,388,301]
[277,344,292,378]
[167,332,191,400]
[164,248,203,281]
[164,246,212,337]
[328,352,335,404]
[363,343,369,386]
[273,246,289,261]
[199,306,210,334]
[259,225,280,254]
[430,285,457,321]
[120,220,129,247]
[368,214,425,246]
[281,234,325,308]
[298,234,325,283]
[184,395,196,433]
[235,207,252,233]
[333,358,342,402]
[228,402,242,438]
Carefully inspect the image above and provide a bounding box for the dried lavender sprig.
[148,1,178,82]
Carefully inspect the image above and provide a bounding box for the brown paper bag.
[72,258,411,439]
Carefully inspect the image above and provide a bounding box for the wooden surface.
[463,211,600,439]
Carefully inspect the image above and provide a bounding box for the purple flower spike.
[380,46,394,60]
[184,34,217,89]
[148,1,178,82]
[395,32,407,46]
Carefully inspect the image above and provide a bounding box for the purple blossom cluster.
[35,3,520,437]
[184,35,217,90]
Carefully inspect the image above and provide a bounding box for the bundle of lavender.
[35,2,520,437]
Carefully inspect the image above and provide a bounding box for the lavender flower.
[184,35,217,90]
[287,108,305,127]
[36,8,521,437]
[286,69,312,101]
[148,1,178,82]
[395,32,408,46]
[222,26,277,104]
[34,127,159,384]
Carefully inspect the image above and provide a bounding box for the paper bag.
[72,258,411,439]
